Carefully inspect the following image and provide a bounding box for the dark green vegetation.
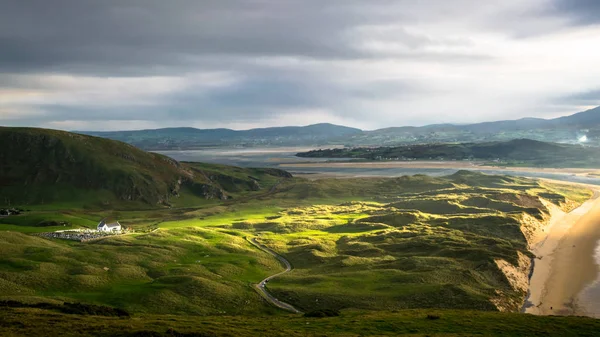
[298,138,600,167]
[304,308,340,317]
[1,169,590,316]
[2,126,598,335]
[1,300,130,317]
[238,173,589,313]
[3,307,600,336]
[82,106,600,149]
[0,127,292,208]
[81,123,362,149]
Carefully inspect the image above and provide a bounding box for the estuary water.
[156,147,600,186]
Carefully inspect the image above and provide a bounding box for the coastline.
[289,170,600,316]
[525,184,600,316]
[280,161,600,176]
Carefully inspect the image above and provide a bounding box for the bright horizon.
[63,105,597,132]
[9,105,599,133]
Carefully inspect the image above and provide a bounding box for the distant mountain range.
[350,106,600,146]
[80,123,362,150]
[297,139,600,168]
[78,106,600,149]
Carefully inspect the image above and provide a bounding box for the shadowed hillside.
[0,127,292,208]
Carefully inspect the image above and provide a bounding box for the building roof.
[98,218,121,228]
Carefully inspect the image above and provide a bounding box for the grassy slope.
[0,127,291,209]
[228,172,590,312]
[3,307,600,336]
[0,229,282,315]
[0,127,187,207]
[0,171,591,316]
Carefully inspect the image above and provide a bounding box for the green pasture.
[0,171,594,315]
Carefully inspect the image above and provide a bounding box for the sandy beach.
[525,184,600,316]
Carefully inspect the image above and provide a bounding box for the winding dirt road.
[248,238,303,314]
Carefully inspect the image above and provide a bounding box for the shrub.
[62,302,131,317]
[304,309,340,318]
[0,300,130,317]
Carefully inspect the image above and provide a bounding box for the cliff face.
[492,251,533,312]
[492,196,573,312]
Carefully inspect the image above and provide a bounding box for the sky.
[1,0,600,131]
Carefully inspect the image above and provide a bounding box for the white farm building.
[97,218,121,232]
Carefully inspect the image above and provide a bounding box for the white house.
[97,218,121,232]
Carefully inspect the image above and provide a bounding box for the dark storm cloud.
[561,89,600,105]
[0,0,473,128]
[0,0,363,75]
[2,0,600,130]
[178,77,419,117]
[0,0,490,76]
[552,0,600,25]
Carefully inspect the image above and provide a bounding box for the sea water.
[576,241,600,318]
[157,148,600,186]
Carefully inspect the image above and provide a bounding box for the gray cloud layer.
[1,0,600,130]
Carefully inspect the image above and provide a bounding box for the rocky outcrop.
[260,168,293,179]
[207,173,262,193]
[186,182,228,200]
[492,197,562,312]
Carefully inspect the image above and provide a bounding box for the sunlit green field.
[0,171,593,317]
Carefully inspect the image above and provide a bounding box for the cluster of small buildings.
[0,208,23,216]
[37,218,125,242]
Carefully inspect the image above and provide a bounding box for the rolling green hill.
[2,127,597,335]
[0,169,590,316]
[298,139,600,167]
[0,127,292,208]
